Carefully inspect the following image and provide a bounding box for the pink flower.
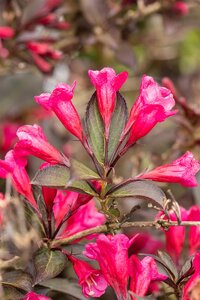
[129,255,167,299]
[88,67,128,135]
[24,291,51,300]
[173,1,189,16]
[123,75,176,145]
[0,26,14,39]
[84,234,137,300]
[0,121,19,153]
[15,124,69,166]
[182,252,200,300]
[69,256,108,298]
[138,152,200,187]
[54,196,105,239]
[156,208,188,262]
[27,42,62,60]
[0,150,36,207]
[188,206,200,255]
[35,82,83,141]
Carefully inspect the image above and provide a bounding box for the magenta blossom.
[156,208,188,262]
[0,150,36,207]
[15,124,69,166]
[88,67,128,135]
[123,75,176,146]
[35,82,83,141]
[84,234,137,300]
[23,291,51,300]
[70,256,108,298]
[0,26,14,39]
[54,196,105,240]
[188,206,200,255]
[0,121,19,153]
[138,151,200,187]
[129,255,167,299]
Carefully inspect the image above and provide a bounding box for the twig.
[51,219,200,247]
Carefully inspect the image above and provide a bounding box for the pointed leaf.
[107,92,128,163]
[32,165,70,188]
[106,180,167,209]
[40,278,86,300]
[71,159,100,180]
[158,251,178,281]
[66,180,98,196]
[85,92,105,165]
[2,286,25,300]
[1,270,33,292]
[34,247,66,284]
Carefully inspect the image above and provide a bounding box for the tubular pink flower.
[188,206,200,255]
[137,151,200,187]
[84,233,137,300]
[27,42,62,60]
[0,150,36,207]
[55,198,105,239]
[15,124,69,166]
[156,208,188,262]
[0,26,14,39]
[0,121,19,153]
[123,75,176,145]
[70,256,108,298]
[23,291,51,300]
[0,193,5,225]
[88,67,128,134]
[129,255,167,299]
[35,82,83,141]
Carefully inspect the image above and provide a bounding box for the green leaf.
[71,159,100,180]
[107,92,128,163]
[2,286,25,300]
[34,247,66,284]
[106,180,167,209]
[85,92,105,165]
[1,270,33,292]
[158,251,178,281]
[40,278,86,300]
[67,180,98,196]
[31,165,70,188]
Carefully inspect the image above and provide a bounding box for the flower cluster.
[1,67,200,300]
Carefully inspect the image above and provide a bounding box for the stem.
[51,219,200,247]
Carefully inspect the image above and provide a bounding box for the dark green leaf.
[158,251,178,281]
[107,92,128,163]
[67,180,98,196]
[1,270,33,292]
[179,257,194,280]
[106,180,167,209]
[71,159,100,180]
[40,278,86,300]
[85,92,105,165]
[2,286,25,300]
[34,247,66,284]
[31,165,70,188]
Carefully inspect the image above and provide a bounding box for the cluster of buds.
[1,67,200,300]
[0,0,70,72]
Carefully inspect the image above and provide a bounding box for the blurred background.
[1,1,200,298]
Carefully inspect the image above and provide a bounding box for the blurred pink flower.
[35,82,83,141]
[88,67,128,136]
[188,206,200,255]
[0,121,19,153]
[138,152,200,187]
[0,26,14,39]
[173,1,189,16]
[156,208,188,262]
[0,150,36,207]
